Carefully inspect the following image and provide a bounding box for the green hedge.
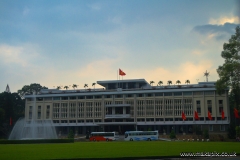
[0,139,74,144]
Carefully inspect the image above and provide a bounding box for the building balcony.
[105,114,131,119]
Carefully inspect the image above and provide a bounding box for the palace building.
[24,79,229,136]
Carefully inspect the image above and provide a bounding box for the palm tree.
[64,86,69,90]
[92,83,96,90]
[150,81,155,86]
[185,80,190,85]
[167,80,172,86]
[157,81,163,86]
[56,86,61,90]
[72,84,78,90]
[84,84,88,90]
[176,80,181,85]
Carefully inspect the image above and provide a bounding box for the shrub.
[68,130,74,139]
[0,139,74,144]
[169,130,176,139]
[203,129,209,139]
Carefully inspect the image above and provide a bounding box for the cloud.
[23,7,30,16]
[191,50,205,56]
[209,16,239,25]
[193,23,238,35]
[88,3,102,11]
[0,44,40,66]
[193,23,239,40]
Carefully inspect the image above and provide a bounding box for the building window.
[69,96,76,100]
[38,106,41,119]
[137,94,143,97]
[196,100,201,114]
[53,97,60,100]
[46,105,50,119]
[205,91,214,95]
[125,94,133,98]
[78,96,85,99]
[207,100,212,113]
[29,112,32,119]
[155,93,163,96]
[209,125,213,131]
[115,94,122,98]
[94,95,102,99]
[104,95,112,98]
[61,97,68,100]
[86,96,93,99]
[174,92,182,96]
[220,125,225,131]
[44,97,52,101]
[194,92,203,95]
[218,100,223,114]
[164,92,172,96]
[38,112,41,119]
[183,92,192,96]
[37,97,43,101]
[147,93,152,97]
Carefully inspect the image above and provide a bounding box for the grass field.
[0,141,240,160]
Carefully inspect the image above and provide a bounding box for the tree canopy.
[18,83,48,99]
[0,92,24,138]
[216,26,240,108]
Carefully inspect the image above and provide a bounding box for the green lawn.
[0,141,240,160]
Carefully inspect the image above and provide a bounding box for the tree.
[169,129,176,139]
[149,81,155,86]
[216,26,240,111]
[185,80,190,85]
[176,80,181,85]
[84,84,88,90]
[18,83,48,99]
[236,126,240,139]
[92,83,96,90]
[72,84,78,90]
[68,129,74,139]
[64,86,69,90]
[0,92,24,138]
[157,81,163,86]
[203,129,209,139]
[56,86,61,90]
[167,80,172,86]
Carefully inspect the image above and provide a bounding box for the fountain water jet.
[9,93,57,140]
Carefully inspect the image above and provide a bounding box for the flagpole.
[117,69,118,88]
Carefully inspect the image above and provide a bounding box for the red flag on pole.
[234,108,239,118]
[194,111,199,120]
[10,117,12,126]
[208,111,212,120]
[182,112,186,121]
[221,110,225,120]
[119,69,126,76]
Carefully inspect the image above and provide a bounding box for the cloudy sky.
[0,0,240,92]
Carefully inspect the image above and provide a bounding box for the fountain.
[9,93,57,140]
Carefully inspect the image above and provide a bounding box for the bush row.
[0,139,74,144]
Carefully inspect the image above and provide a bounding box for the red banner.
[234,108,239,118]
[10,117,12,126]
[208,111,212,120]
[194,111,199,120]
[182,112,186,121]
[119,69,126,76]
[221,110,225,120]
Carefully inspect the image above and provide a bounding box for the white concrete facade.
[24,79,229,135]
